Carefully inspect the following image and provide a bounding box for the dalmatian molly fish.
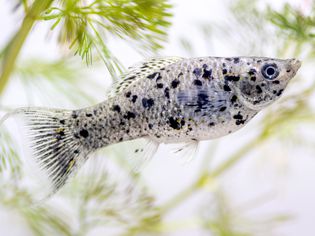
[0,56,301,194]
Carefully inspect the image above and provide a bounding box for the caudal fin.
[0,107,90,196]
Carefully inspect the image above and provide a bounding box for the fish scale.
[0,56,301,196]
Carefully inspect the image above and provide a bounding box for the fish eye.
[261,63,279,80]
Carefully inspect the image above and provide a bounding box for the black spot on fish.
[193,80,202,86]
[58,130,65,136]
[142,98,155,109]
[225,75,240,82]
[272,80,280,84]
[157,83,164,89]
[125,91,131,98]
[148,123,153,129]
[156,73,162,81]
[131,95,138,103]
[79,129,89,138]
[124,111,136,119]
[181,119,185,126]
[277,89,284,96]
[231,95,237,103]
[72,111,78,119]
[126,76,136,80]
[223,85,231,92]
[74,150,79,154]
[60,120,65,125]
[233,58,240,63]
[202,69,212,79]
[188,125,193,131]
[178,72,183,78]
[164,87,170,99]
[86,113,93,117]
[250,76,256,82]
[197,91,209,108]
[171,79,180,88]
[147,72,160,80]
[233,112,247,125]
[193,68,202,77]
[233,114,243,120]
[256,85,262,94]
[248,68,256,75]
[222,69,228,75]
[168,117,184,130]
[112,105,121,113]
[209,122,215,127]
[219,107,227,112]
[236,120,245,125]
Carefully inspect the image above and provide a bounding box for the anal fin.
[130,138,160,172]
[170,141,199,164]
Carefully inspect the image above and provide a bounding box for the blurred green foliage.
[0,0,172,93]
[268,3,315,55]
[1,0,315,235]
[43,0,172,65]
[0,128,21,180]
[14,58,101,105]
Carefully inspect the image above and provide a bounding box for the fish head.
[230,57,301,110]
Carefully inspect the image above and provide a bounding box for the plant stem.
[161,137,264,213]
[210,137,262,178]
[0,0,53,95]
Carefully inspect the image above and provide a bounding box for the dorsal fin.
[109,57,184,96]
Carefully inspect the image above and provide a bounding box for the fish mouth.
[287,58,302,74]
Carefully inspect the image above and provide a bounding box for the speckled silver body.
[68,56,301,151]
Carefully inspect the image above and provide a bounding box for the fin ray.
[109,57,184,97]
[171,141,199,164]
[131,138,160,172]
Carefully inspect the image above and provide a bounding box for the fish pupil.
[266,67,275,76]
[262,63,279,80]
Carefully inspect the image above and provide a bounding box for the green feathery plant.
[267,3,315,57]
[0,0,172,93]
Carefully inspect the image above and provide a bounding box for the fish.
[0,56,301,195]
